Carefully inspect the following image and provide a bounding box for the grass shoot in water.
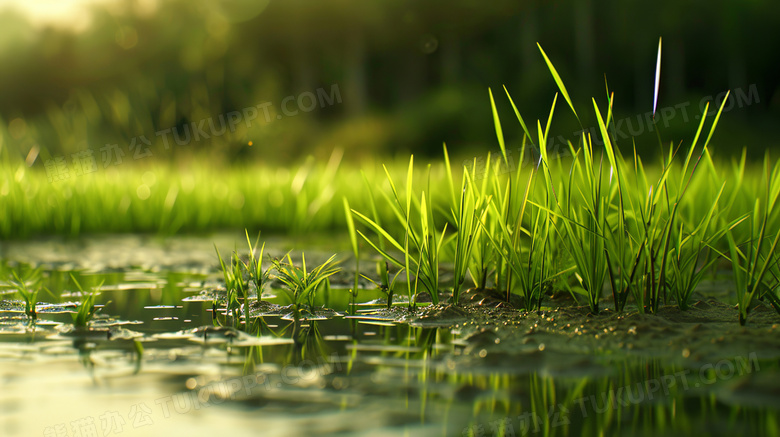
[244,230,270,304]
[271,253,341,315]
[9,269,41,323]
[69,274,101,328]
[343,197,360,314]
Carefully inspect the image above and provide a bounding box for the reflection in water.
[453,356,776,437]
[289,321,328,365]
[0,262,778,436]
[73,337,96,376]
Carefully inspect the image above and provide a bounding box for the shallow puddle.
[1,234,779,436]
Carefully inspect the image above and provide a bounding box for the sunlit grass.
[346,42,780,325]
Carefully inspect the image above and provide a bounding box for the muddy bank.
[356,288,780,369]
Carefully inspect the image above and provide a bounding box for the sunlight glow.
[0,0,155,32]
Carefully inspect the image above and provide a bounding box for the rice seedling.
[69,274,101,328]
[724,154,780,325]
[463,153,498,291]
[589,96,667,314]
[443,145,491,304]
[270,253,341,315]
[664,179,746,310]
[244,230,270,304]
[622,92,730,313]
[343,197,360,313]
[588,110,668,314]
[413,172,448,304]
[480,84,573,312]
[353,170,403,308]
[351,156,447,307]
[214,245,249,328]
[8,269,42,323]
[553,129,611,314]
[213,231,273,330]
[531,43,684,315]
[361,260,403,309]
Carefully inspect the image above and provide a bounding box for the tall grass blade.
[537,43,579,121]
[653,37,662,118]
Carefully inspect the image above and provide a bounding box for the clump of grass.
[353,171,404,308]
[556,134,610,314]
[725,154,780,325]
[443,145,490,305]
[215,234,341,325]
[244,230,271,303]
[463,153,497,292]
[271,253,341,315]
[214,231,272,330]
[9,269,42,323]
[484,89,564,312]
[598,88,733,314]
[70,274,101,328]
[352,157,447,307]
[214,245,249,329]
[413,181,447,306]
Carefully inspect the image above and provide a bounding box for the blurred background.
[1,0,779,168]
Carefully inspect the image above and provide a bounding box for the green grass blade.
[537,43,579,121]
[489,88,510,165]
[653,37,662,118]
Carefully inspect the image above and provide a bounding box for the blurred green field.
[2,144,776,240]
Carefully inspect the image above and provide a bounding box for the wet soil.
[359,287,780,368]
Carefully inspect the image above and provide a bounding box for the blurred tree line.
[0,0,778,165]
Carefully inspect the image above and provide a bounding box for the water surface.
[1,234,778,436]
